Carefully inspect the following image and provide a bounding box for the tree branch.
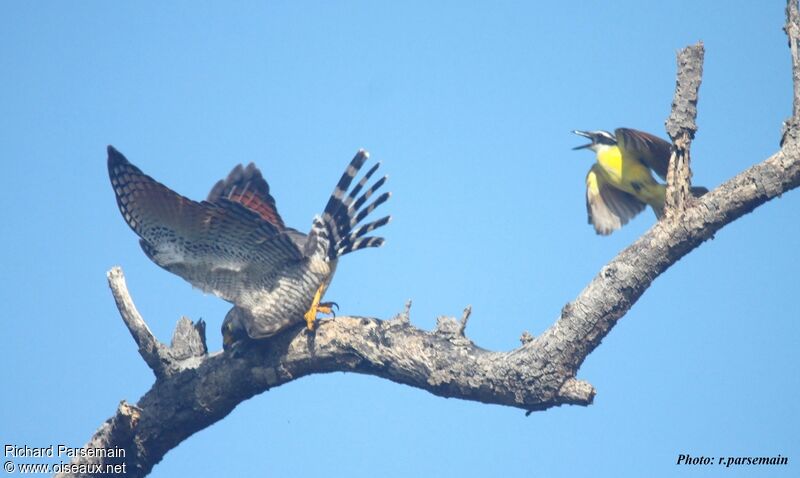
[665,42,704,215]
[63,272,597,477]
[107,268,168,376]
[60,2,800,477]
[107,267,208,379]
[784,0,800,144]
[786,0,800,119]
[534,148,799,375]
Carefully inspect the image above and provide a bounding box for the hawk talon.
[304,285,337,330]
[318,301,339,318]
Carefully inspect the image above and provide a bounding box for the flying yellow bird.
[572,128,707,235]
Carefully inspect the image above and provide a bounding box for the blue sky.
[1,1,798,477]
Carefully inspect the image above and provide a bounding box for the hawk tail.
[310,150,391,260]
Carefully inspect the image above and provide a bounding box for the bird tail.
[307,150,391,261]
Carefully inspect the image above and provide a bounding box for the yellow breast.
[595,144,659,197]
[596,145,624,183]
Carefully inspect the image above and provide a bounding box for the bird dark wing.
[207,162,286,230]
[586,164,647,235]
[107,146,304,301]
[615,128,672,180]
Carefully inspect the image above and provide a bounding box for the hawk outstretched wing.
[207,162,287,230]
[108,146,305,302]
[108,146,391,343]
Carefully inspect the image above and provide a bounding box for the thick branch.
[65,274,595,477]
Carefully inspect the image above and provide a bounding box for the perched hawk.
[108,147,390,348]
[572,128,707,235]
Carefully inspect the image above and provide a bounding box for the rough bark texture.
[784,0,800,143]
[665,42,704,215]
[58,3,800,477]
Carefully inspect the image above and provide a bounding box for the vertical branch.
[786,0,800,119]
[665,42,705,216]
[107,267,168,376]
[107,267,207,378]
[784,0,800,146]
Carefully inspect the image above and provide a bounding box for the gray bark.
[665,42,704,214]
[58,2,800,477]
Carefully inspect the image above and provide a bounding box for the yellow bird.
[572,128,707,235]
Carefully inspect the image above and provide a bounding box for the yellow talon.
[304,285,324,330]
[304,285,339,330]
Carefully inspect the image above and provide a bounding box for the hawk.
[108,147,391,348]
[572,128,708,235]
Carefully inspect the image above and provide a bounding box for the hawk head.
[221,308,250,351]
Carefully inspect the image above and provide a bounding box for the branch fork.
[107,267,207,379]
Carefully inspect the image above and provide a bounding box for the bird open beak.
[571,130,594,150]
